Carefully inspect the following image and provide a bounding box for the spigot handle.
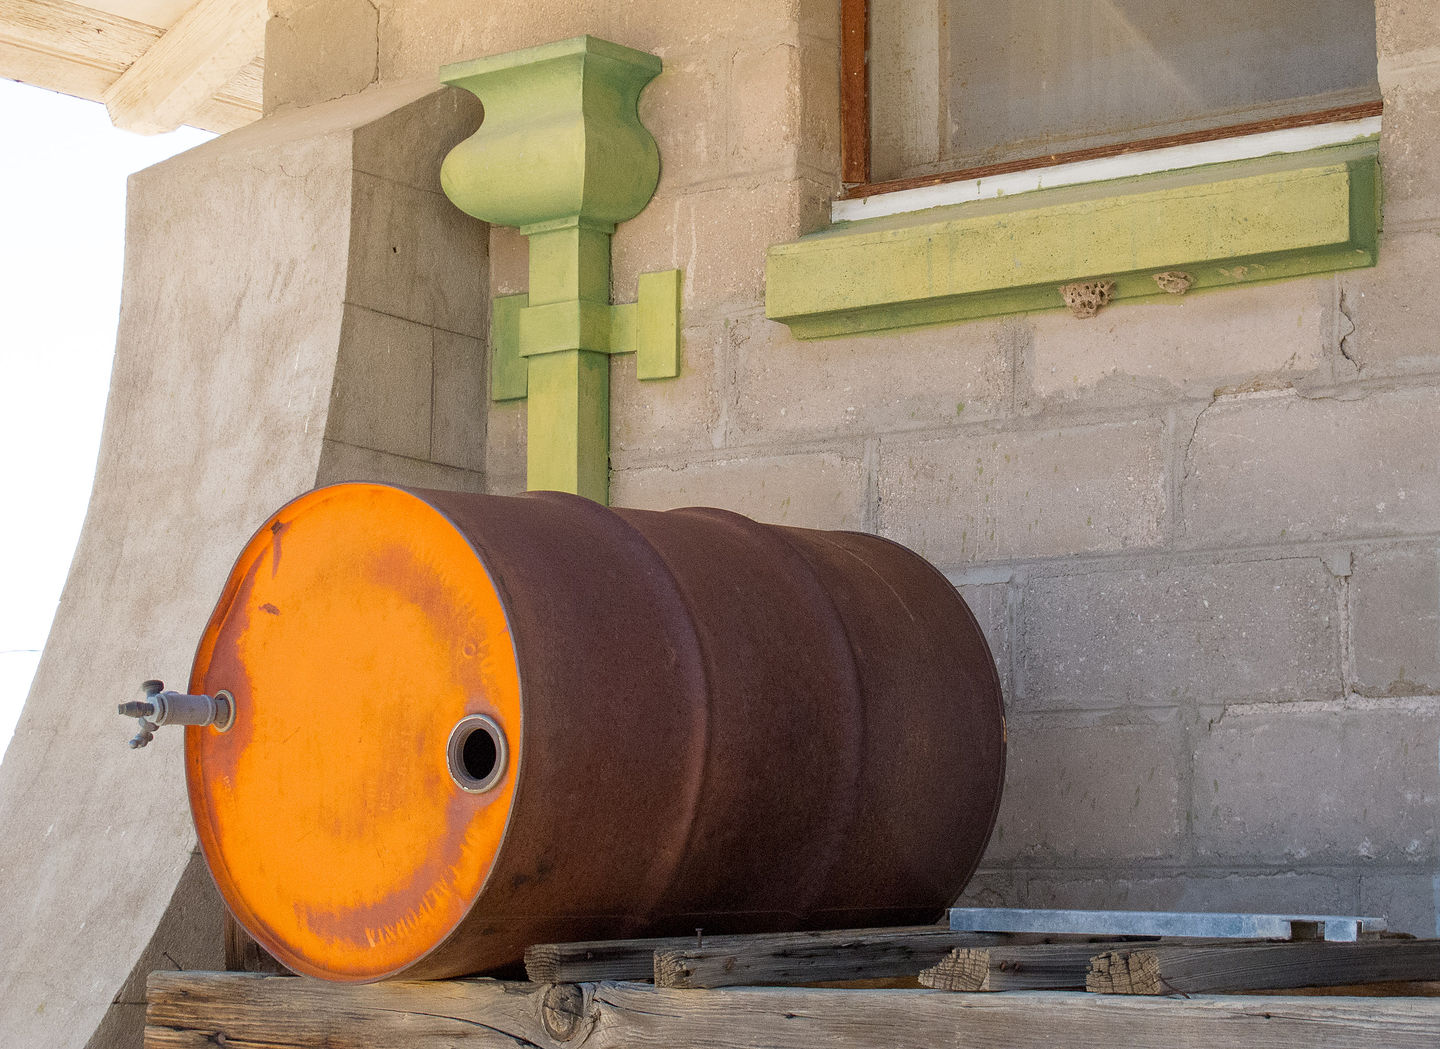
[128,719,157,749]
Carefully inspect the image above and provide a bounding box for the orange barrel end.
[187,484,1006,981]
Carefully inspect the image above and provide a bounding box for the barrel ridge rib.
[810,529,1007,904]
[426,489,709,945]
[666,506,866,924]
[530,494,714,928]
[767,524,870,921]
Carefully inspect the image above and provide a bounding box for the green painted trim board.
[490,293,529,401]
[766,141,1381,339]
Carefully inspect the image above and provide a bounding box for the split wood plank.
[1089,939,1440,996]
[527,932,699,982]
[222,912,287,974]
[145,971,1440,1049]
[918,940,1280,993]
[919,943,1129,992]
[652,926,1014,988]
[528,925,1002,985]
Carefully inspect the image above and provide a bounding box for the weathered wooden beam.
[0,0,158,100]
[223,911,287,974]
[194,55,263,132]
[0,0,260,132]
[145,971,1440,1049]
[919,943,1120,992]
[652,926,1009,989]
[526,932,698,983]
[1089,939,1440,996]
[527,925,994,985]
[0,0,159,67]
[101,0,264,134]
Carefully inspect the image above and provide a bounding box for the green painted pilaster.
[440,37,681,505]
[524,221,613,307]
[527,350,610,502]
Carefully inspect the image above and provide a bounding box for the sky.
[0,80,213,755]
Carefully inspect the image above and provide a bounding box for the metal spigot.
[119,679,234,748]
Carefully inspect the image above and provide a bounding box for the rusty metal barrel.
[185,483,1006,982]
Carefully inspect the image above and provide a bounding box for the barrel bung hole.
[462,726,497,780]
[447,714,508,793]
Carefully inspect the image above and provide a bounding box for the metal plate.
[949,907,1388,942]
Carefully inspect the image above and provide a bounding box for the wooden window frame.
[839,0,1383,201]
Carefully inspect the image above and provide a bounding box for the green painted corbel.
[440,36,682,505]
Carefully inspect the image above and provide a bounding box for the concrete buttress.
[0,81,488,1049]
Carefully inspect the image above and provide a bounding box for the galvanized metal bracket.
[439,37,681,506]
[948,907,1388,943]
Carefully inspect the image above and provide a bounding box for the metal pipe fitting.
[119,679,234,748]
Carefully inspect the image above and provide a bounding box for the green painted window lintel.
[765,141,1380,340]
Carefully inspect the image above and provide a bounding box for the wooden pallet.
[526,925,1013,986]
[157,925,1440,1048]
[524,924,1440,996]
[921,939,1440,995]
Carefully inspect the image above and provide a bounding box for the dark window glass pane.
[870,0,1380,183]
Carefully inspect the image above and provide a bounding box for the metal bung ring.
[447,713,508,793]
[212,690,236,733]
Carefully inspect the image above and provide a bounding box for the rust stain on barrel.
[186,484,1005,982]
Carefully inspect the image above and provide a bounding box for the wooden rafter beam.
[0,0,158,66]
[0,0,158,96]
[0,0,261,133]
[101,0,264,134]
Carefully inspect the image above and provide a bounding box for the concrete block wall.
[253,0,1440,933]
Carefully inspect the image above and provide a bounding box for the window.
[847,0,1380,193]
[769,1,1382,339]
